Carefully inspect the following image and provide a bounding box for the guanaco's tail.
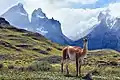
[61,47,69,73]
[62,47,69,60]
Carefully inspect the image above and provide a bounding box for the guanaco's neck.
[83,42,88,54]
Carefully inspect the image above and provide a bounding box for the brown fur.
[61,39,88,76]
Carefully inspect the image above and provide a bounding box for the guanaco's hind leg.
[66,61,69,75]
[61,59,70,75]
[61,60,64,73]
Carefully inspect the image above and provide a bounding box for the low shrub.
[27,61,52,71]
[8,65,14,69]
[46,48,52,51]
[39,50,48,55]
[0,63,3,68]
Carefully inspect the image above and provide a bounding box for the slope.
[0,17,63,67]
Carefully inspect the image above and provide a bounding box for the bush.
[8,65,14,69]
[0,64,3,68]
[27,61,52,71]
[46,48,52,51]
[26,65,35,71]
[109,61,118,66]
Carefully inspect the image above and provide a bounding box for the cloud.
[52,8,103,40]
[108,3,120,18]
[23,0,103,40]
[66,0,98,4]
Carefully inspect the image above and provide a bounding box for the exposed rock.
[0,17,10,25]
[83,72,93,80]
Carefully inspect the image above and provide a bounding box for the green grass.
[0,25,120,80]
[0,69,83,80]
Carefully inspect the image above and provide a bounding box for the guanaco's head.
[83,38,88,43]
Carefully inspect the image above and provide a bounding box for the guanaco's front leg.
[76,54,79,76]
[79,60,82,77]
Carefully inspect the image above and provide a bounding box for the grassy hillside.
[0,24,63,66]
[0,24,120,80]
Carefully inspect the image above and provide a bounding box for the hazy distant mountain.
[69,10,120,51]
[1,3,69,44]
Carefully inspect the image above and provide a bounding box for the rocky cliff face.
[30,8,68,44]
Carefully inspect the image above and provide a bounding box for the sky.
[0,0,120,40]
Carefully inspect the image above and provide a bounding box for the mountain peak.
[1,3,30,29]
[32,8,47,18]
[116,17,120,21]
[37,8,42,11]
[9,3,27,14]
[17,3,23,8]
